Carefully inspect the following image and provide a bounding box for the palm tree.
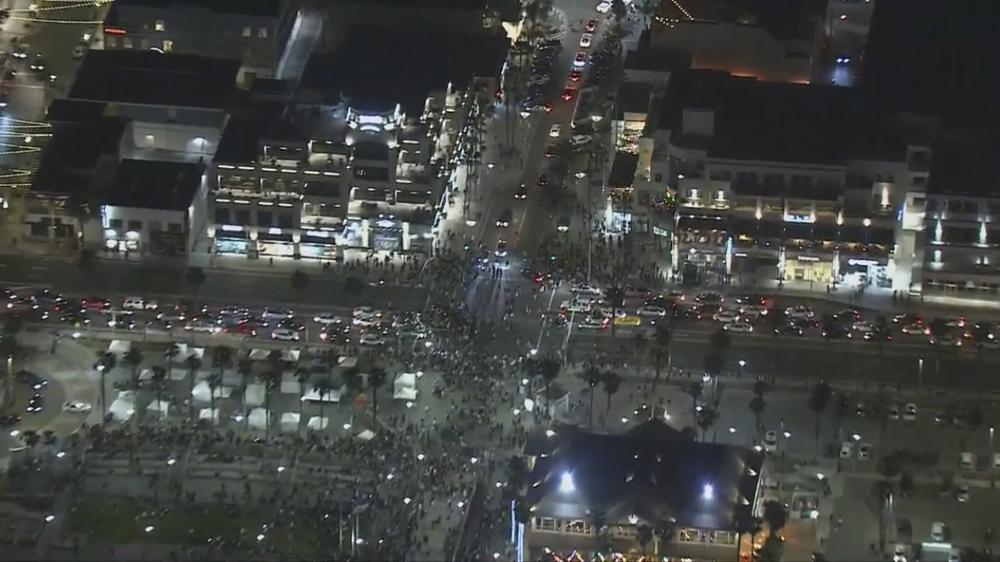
[294,366,310,428]
[583,364,603,429]
[184,354,202,423]
[313,376,334,430]
[654,519,677,558]
[709,328,731,355]
[733,508,763,562]
[185,267,206,299]
[762,500,788,538]
[696,407,718,442]
[604,286,625,335]
[749,394,766,436]
[205,372,222,425]
[291,270,309,300]
[686,380,702,411]
[602,371,621,426]
[874,315,890,353]
[650,325,672,389]
[237,357,254,429]
[808,381,832,459]
[96,352,116,415]
[536,357,561,414]
[123,348,143,387]
[212,345,233,377]
[150,365,167,424]
[368,366,388,420]
[343,366,363,397]
[703,350,724,377]
[260,369,281,434]
[636,524,653,555]
[164,342,180,371]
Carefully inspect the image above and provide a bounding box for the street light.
[852,433,861,442]
[738,359,746,377]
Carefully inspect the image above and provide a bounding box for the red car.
[568,70,582,82]
[80,297,110,311]
[224,323,257,337]
[561,87,576,101]
[585,19,598,32]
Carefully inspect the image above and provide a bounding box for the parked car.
[62,400,92,413]
[14,370,47,390]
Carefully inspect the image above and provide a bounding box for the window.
[162,39,173,52]
[258,27,268,38]
[105,36,117,48]
[242,26,251,37]
[533,517,557,532]
[123,37,133,49]
[126,220,143,232]
[154,20,164,32]
[167,223,182,233]
[236,210,252,225]
[109,219,123,229]
[277,213,293,228]
[257,210,272,227]
[214,208,229,224]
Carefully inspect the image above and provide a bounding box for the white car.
[313,312,344,325]
[839,441,853,459]
[903,403,917,421]
[352,306,381,318]
[637,305,666,317]
[596,0,612,13]
[740,304,768,318]
[578,316,609,330]
[763,430,777,453]
[857,443,872,461]
[271,328,300,341]
[852,320,874,334]
[572,284,603,298]
[900,322,928,335]
[62,400,92,413]
[723,321,754,333]
[359,333,384,347]
[960,451,974,470]
[784,305,814,320]
[713,307,741,323]
[955,484,970,503]
[579,33,593,48]
[122,297,158,311]
[262,307,294,320]
[185,320,220,334]
[352,315,380,327]
[549,124,561,137]
[560,300,591,314]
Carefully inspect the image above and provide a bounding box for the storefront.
[299,231,341,261]
[103,229,141,253]
[783,253,833,283]
[371,218,403,251]
[258,231,295,257]
[838,254,891,288]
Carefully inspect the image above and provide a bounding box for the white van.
[122,296,158,311]
[570,134,592,149]
[960,451,974,470]
[930,521,946,542]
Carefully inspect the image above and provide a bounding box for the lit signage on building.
[783,212,815,224]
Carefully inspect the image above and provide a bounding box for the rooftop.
[33,118,129,196]
[107,0,284,18]
[658,69,906,164]
[624,32,692,75]
[105,159,204,211]
[928,139,1000,199]
[44,98,108,124]
[215,102,309,163]
[300,27,509,115]
[617,81,654,115]
[657,0,819,41]
[862,0,1000,129]
[527,419,763,530]
[608,152,639,188]
[68,50,240,109]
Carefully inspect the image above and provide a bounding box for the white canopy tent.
[107,340,131,356]
[307,416,329,431]
[279,412,300,433]
[244,383,266,407]
[357,429,375,441]
[173,344,205,362]
[199,408,220,424]
[108,391,136,422]
[248,348,271,361]
[393,372,418,401]
[338,356,358,368]
[191,380,233,403]
[145,400,170,418]
[281,349,300,363]
[280,372,302,395]
[248,408,269,430]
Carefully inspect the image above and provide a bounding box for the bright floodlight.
[44,515,55,523]
[702,483,714,501]
[560,472,575,493]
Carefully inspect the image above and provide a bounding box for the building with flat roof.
[651,0,826,84]
[523,420,763,561]
[101,0,296,82]
[66,50,240,161]
[637,69,925,289]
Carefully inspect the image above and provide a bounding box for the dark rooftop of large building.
[106,0,283,18]
[68,50,240,109]
[657,0,820,41]
[928,139,1000,199]
[301,27,509,114]
[526,420,762,530]
[624,31,692,75]
[658,69,906,164]
[862,0,1000,129]
[33,118,129,196]
[105,159,204,211]
[215,102,309,163]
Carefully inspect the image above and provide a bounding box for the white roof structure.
[248,348,271,361]
[357,429,376,441]
[281,349,300,363]
[280,412,300,433]
[394,372,418,400]
[174,343,205,362]
[307,416,329,431]
[338,356,358,368]
[280,372,302,395]
[108,396,135,422]
[138,368,154,383]
[248,408,269,430]
[168,367,189,381]
[146,400,170,418]
[301,386,342,403]
[244,383,265,407]
[199,408,220,424]
[107,340,131,356]
[191,380,233,403]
